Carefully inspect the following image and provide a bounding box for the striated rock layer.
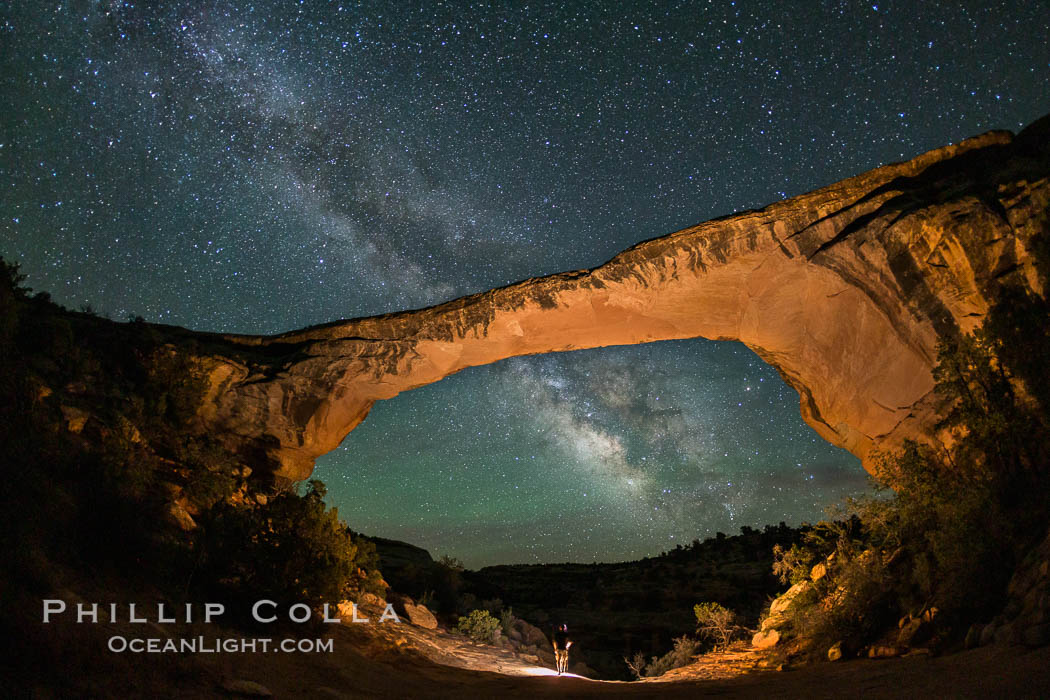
[191,115,1049,482]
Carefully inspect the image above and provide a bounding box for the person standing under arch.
[552,623,572,674]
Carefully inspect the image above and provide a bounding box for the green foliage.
[642,635,700,677]
[194,481,381,619]
[142,349,208,431]
[499,606,516,636]
[865,442,1010,616]
[1,256,29,294]
[98,418,157,500]
[175,437,240,508]
[0,263,391,649]
[772,543,814,586]
[431,556,466,615]
[693,602,738,651]
[359,567,387,597]
[438,554,465,571]
[979,284,1050,414]
[784,547,896,654]
[455,609,500,643]
[771,283,1050,656]
[0,258,28,347]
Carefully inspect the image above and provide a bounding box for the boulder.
[867,645,902,659]
[810,562,827,582]
[769,581,811,617]
[827,641,843,661]
[762,580,812,631]
[515,619,550,647]
[337,600,358,620]
[752,629,780,649]
[387,592,417,618]
[358,592,386,608]
[403,602,437,629]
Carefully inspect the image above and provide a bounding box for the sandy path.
[224,606,1050,699]
[16,596,1050,698]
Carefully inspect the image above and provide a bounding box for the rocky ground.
[167,614,1050,698]
[231,617,1050,699]
[20,588,1050,699]
[11,581,1050,699]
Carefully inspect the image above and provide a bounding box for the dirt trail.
[16,596,1050,698]
[225,604,1050,699]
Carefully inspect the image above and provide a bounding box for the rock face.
[977,527,1050,648]
[188,115,1049,482]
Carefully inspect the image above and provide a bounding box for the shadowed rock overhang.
[188,114,1050,482]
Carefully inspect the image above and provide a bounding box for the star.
[3,0,1046,566]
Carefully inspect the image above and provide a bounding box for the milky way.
[3,2,1047,566]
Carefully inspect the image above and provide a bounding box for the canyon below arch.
[193,114,1049,483]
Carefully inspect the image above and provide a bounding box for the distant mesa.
[180,114,1050,482]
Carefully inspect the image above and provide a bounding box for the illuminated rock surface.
[194,116,1049,481]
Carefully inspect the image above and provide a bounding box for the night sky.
[3,2,1048,567]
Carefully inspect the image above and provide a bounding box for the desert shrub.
[643,635,700,677]
[771,543,814,586]
[176,437,241,508]
[438,554,465,571]
[357,567,387,598]
[693,602,739,651]
[624,650,647,679]
[455,609,500,643]
[193,480,379,621]
[141,349,206,430]
[0,262,394,643]
[786,545,896,654]
[396,554,465,616]
[183,465,238,509]
[499,606,516,636]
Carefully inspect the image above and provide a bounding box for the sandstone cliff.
[186,115,1049,482]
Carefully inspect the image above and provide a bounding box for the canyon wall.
[195,115,1049,482]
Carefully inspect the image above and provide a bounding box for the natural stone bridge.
[192,116,1049,482]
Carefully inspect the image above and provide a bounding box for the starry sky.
[3,1,1048,567]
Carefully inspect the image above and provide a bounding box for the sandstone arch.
[198,116,1049,482]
